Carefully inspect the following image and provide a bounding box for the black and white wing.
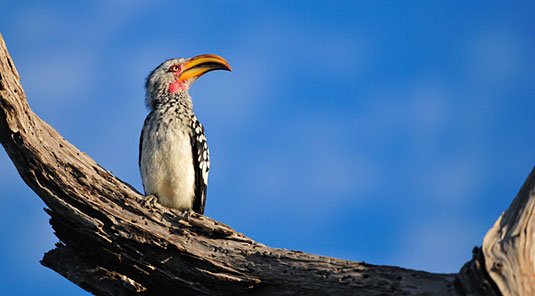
[190,117,210,214]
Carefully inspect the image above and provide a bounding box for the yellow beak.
[177,54,232,82]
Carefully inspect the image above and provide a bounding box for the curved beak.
[177,54,232,82]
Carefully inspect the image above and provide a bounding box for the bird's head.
[145,54,231,108]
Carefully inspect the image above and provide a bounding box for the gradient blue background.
[1,1,534,295]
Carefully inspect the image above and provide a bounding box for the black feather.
[190,119,209,214]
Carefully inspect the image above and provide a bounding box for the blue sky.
[0,1,534,295]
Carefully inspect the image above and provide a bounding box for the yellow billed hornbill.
[139,54,231,214]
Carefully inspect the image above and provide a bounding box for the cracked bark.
[0,32,531,295]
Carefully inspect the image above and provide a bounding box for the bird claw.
[141,195,159,208]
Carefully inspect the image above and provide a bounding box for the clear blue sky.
[0,1,534,295]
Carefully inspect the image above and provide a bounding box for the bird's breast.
[140,114,195,210]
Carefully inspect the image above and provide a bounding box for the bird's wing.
[139,115,149,168]
[190,117,210,214]
[139,113,152,193]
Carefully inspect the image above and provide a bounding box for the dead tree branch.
[1,32,531,296]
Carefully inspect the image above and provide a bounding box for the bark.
[0,32,531,295]
[482,168,535,295]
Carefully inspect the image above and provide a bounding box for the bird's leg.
[141,194,159,208]
[185,209,196,219]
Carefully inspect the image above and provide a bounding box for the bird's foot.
[141,194,159,208]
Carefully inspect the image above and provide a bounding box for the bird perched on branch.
[139,54,231,214]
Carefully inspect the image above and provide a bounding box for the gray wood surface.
[482,168,535,295]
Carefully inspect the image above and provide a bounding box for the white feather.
[140,116,195,210]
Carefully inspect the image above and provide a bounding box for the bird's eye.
[169,65,180,72]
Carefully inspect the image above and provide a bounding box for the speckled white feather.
[140,112,195,209]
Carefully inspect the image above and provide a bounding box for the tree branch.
[482,167,535,295]
[1,32,530,295]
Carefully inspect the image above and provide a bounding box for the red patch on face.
[168,79,188,93]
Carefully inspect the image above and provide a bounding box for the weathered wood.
[0,31,530,295]
[482,167,535,296]
[455,247,501,296]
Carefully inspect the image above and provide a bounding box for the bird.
[139,54,231,214]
